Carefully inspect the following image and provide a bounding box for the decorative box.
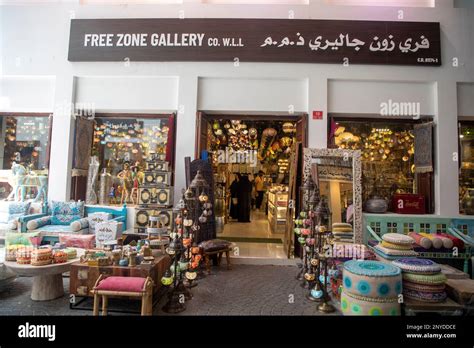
[143,171,171,186]
[135,208,173,232]
[392,194,426,214]
[138,187,173,206]
[146,161,169,171]
[95,221,124,247]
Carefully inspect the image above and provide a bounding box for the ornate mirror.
[303,148,362,244]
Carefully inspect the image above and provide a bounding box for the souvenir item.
[119,258,129,267]
[143,171,171,186]
[53,250,68,264]
[403,288,447,303]
[392,194,426,214]
[341,290,400,316]
[402,272,447,285]
[16,246,34,264]
[343,260,402,299]
[161,270,174,286]
[382,233,414,245]
[31,248,53,266]
[418,233,443,249]
[392,258,441,274]
[6,245,22,261]
[138,187,173,206]
[408,232,432,249]
[135,208,173,232]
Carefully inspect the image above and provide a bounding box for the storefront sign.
[68,19,441,66]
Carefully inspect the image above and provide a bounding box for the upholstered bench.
[92,275,154,316]
[199,239,233,275]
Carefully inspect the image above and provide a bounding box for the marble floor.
[218,210,288,259]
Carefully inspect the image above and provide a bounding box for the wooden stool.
[92,275,154,316]
[203,247,232,274]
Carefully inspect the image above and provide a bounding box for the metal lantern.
[300,175,316,211]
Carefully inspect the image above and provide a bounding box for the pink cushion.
[95,276,146,293]
[59,234,95,249]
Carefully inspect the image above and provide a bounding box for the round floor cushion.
[403,288,447,303]
[402,272,447,285]
[340,290,400,316]
[343,260,402,299]
[381,241,413,250]
[403,281,445,293]
[392,258,441,274]
[382,233,414,246]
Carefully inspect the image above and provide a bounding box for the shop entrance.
[195,112,307,259]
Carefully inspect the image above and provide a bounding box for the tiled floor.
[219,210,287,259]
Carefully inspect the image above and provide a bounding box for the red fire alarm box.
[312,111,323,120]
[392,194,426,214]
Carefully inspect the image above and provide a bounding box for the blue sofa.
[20,203,127,245]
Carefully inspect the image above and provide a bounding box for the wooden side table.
[203,247,232,274]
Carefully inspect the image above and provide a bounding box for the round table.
[4,248,84,301]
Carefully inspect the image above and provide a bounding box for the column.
[434,80,459,216]
[47,75,76,202]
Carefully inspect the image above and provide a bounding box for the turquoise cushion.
[50,201,84,225]
[0,202,31,223]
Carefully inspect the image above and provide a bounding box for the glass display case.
[267,184,289,233]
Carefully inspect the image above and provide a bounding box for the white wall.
[0,0,473,216]
[328,80,435,116]
[75,76,179,112]
[0,76,56,112]
[198,77,308,112]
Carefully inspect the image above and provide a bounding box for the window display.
[91,115,175,205]
[0,115,51,201]
[330,118,432,213]
[459,122,474,215]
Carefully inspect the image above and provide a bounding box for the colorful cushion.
[50,201,84,225]
[382,233,414,245]
[374,244,418,257]
[59,233,95,249]
[403,281,445,293]
[392,258,441,274]
[403,288,447,303]
[437,233,464,250]
[95,276,146,293]
[381,241,413,250]
[408,232,432,249]
[27,216,51,231]
[70,218,89,232]
[402,272,447,285]
[0,202,31,223]
[5,231,40,247]
[432,234,454,249]
[419,233,443,249]
[343,260,402,299]
[340,290,400,316]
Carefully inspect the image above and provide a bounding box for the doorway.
[195,112,308,259]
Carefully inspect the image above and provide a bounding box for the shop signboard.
[68,18,441,66]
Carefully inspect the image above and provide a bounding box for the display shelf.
[267,187,288,234]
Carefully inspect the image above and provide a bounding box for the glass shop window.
[459,122,474,215]
[0,115,51,200]
[92,117,172,176]
[330,118,434,213]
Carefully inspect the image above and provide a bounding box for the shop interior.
[195,113,307,258]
